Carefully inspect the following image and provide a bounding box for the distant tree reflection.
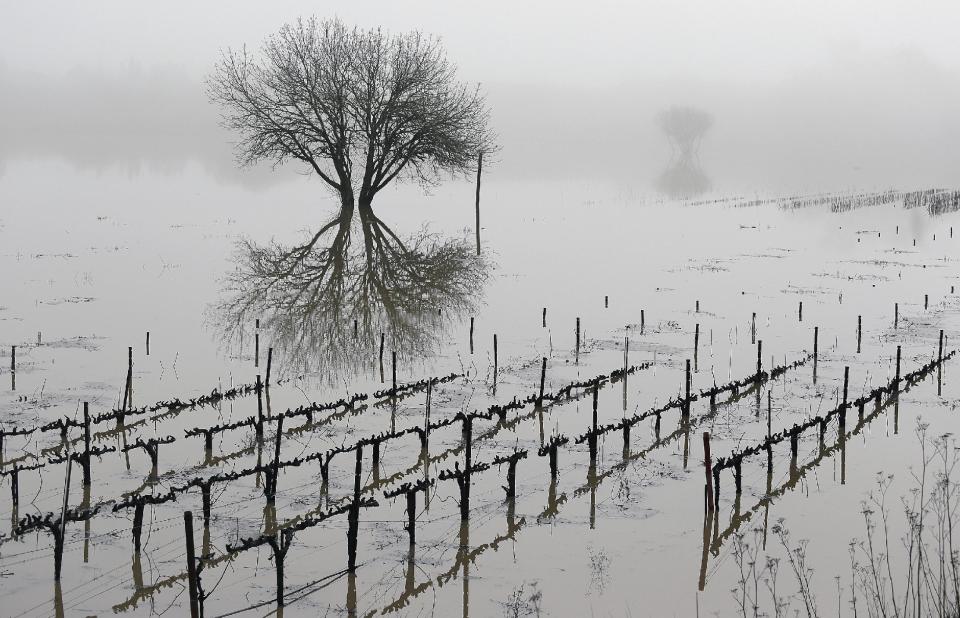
[214,207,490,382]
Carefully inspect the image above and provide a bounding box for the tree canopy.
[208,17,495,210]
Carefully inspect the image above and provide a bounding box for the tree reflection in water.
[213,206,490,382]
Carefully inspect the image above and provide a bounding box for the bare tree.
[208,17,495,213]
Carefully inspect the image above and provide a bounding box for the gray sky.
[3,1,959,192]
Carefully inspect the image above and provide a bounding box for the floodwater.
[2,158,960,617]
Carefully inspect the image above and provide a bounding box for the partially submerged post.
[575,317,581,363]
[703,432,713,512]
[475,151,482,256]
[184,511,200,618]
[266,347,274,388]
[493,334,498,389]
[538,357,547,407]
[756,340,763,380]
[857,315,862,354]
[347,447,362,572]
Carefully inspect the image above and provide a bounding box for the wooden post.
[694,324,700,372]
[684,359,691,418]
[696,300,700,313]
[266,347,273,388]
[493,334,498,388]
[184,511,200,618]
[392,352,397,392]
[751,313,756,344]
[939,330,944,364]
[256,375,264,436]
[542,307,546,328]
[146,332,150,356]
[857,315,862,354]
[756,340,763,380]
[575,317,581,363]
[813,327,819,364]
[538,357,547,407]
[406,491,416,545]
[590,384,599,460]
[255,333,260,368]
[461,416,473,521]
[896,345,902,384]
[10,345,15,375]
[126,346,133,409]
[379,333,385,381]
[703,432,713,512]
[895,303,899,329]
[83,403,91,487]
[641,309,645,334]
[925,294,929,310]
[475,152,483,256]
[605,295,609,308]
[799,301,803,322]
[469,318,474,354]
[840,366,850,426]
[348,447,362,572]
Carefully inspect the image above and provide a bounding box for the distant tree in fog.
[657,106,712,161]
[208,17,495,213]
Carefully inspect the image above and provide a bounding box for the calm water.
[1,158,959,616]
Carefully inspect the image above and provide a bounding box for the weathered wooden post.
[857,315,862,354]
[925,294,929,310]
[840,366,850,427]
[542,307,547,328]
[184,511,200,618]
[469,317,474,354]
[799,301,803,322]
[751,312,756,344]
[255,319,260,368]
[694,323,700,372]
[493,334,498,388]
[475,151,482,256]
[347,447,362,572]
[392,351,397,392]
[589,384,599,462]
[538,357,547,407]
[575,317,581,363]
[255,374,264,437]
[896,345,902,385]
[146,331,150,356]
[703,432,714,512]
[266,347,273,388]
[684,359,692,418]
[939,329,944,364]
[895,303,899,329]
[756,340,763,380]
[406,490,416,545]
[641,309,645,334]
[379,332,385,381]
[82,403,91,487]
[460,416,473,521]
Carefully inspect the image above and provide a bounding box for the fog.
[3,0,960,193]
